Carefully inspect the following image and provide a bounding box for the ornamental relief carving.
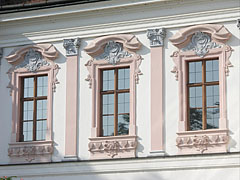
[95,41,132,65]
[176,134,228,153]
[16,48,50,72]
[8,145,53,162]
[147,28,166,47]
[181,32,221,57]
[63,38,81,56]
[84,34,143,89]
[5,44,60,95]
[88,139,137,158]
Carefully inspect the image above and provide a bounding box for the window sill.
[88,135,137,159]
[8,140,53,163]
[176,129,228,154]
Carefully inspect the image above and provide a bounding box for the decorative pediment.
[181,31,221,57]
[6,43,59,67]
[84,34,143,88]
[84,34,142,59]
[6,44,60,95]
[95,41,132,65]
[169,24,231,49]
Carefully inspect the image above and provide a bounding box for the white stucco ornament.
[63,38,81,56]
[96,41,132,65]
[182,32,221,57]
[16,48,49,72]
[147,28,166,47]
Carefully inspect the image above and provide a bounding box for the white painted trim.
[0,7,239,47]
[0,0,223,22]
[0,153,239,177]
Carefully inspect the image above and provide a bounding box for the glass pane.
[188,62,202,84]
[189,87,202,108]
[118,68,130,90]
[102,116,114,136]
[24,77,34,98]
[206,60,219,82]
[37,100,47,120]
[118,114,129,135]
[23,101,34,121]
[206,85,219,107]
[118,93,130,113]
[102,94,114,115]
[102,70,114,91]
[206,108,219,129]
[189,108,202,131]
[37,76,48,96]
[36,120,47,140]
[23,121,33,141]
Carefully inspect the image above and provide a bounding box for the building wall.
[0,0,239,179]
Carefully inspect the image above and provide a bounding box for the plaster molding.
[1,7,239,47]
[15,48,50,72]
[95,41,132,65]
[170,24,232,155]
[5,44,60,95]
[8,141,53,163]
[84,34,141,57]
[84,34,142,88]
[176,130,228,154]
[63,38,81,56]
[181,31,221,57]
[169,24,232,49]
[147,28,166,47]
[1,153,239,176]
[6,44,59,65]
[88,136,137,159]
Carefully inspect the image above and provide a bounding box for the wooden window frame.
[100,67,130,136]
[186,59,219,131]
[19,75,48,142]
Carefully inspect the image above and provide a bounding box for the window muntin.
[101,67,130,136]
[21,75,48,142]
[187,59,219,131]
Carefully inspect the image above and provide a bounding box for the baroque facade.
[0,0,239,179]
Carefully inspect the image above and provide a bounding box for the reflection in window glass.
[101,68,130,136]
[21,75,48,141]
[188,60,219,131]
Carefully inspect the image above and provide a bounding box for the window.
[20,75,48,142]
[101,68,130,136]
[169,24,232,154]
[6,44,59,163]
[84,34,142,159]
[187,59,219,131]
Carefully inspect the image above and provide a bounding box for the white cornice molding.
[0,153,239,177]
[0,7,239,47]
[0,0,220,23]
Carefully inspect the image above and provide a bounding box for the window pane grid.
[188,60,219,131]
[21,75,48,142]
[101,68,130,136]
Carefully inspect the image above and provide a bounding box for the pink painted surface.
[170,24,233,154]
[150,47,164,151]
[5,44,59,163]
[84,34,142,159]
[65,56,78,157]
[169,24,231,49]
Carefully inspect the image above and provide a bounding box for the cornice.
[0,153,239,177]
[0,0,212,22]
[0,7,239,47]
